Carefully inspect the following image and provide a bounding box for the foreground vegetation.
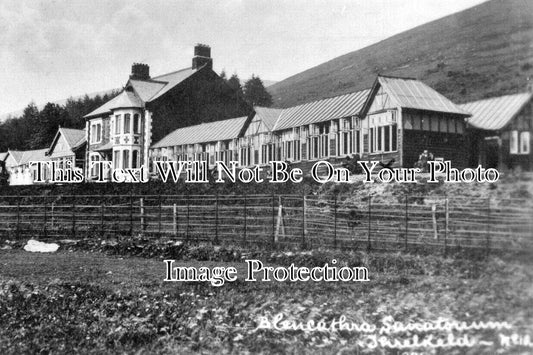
[0,241,532,354]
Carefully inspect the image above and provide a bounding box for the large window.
[124,114,131,134]
[115,115,122,135]
[133,114,140,134]
[90,122,102,144]
[123,150,130,169]
[370,124,398,153]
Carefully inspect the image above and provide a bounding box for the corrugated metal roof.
[253,106,283,131]
[14,149,50,166]
[273,90,370,131]
[460,92,532,130]
[378,76,470,116]
[85,90,143,118]
[152,116,249,148]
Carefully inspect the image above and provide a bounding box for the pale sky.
[0,0,488,116]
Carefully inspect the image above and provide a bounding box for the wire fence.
[0,193,532,253]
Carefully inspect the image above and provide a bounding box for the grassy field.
[0,247,532,354]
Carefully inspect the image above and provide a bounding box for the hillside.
[268,0,533,108]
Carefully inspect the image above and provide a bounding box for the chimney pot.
[192,43,212,70]
[130,63,150,80]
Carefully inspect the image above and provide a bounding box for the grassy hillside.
[268,0,533,108]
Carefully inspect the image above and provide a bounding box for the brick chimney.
[192,44,212,70]
[130,63,150,80]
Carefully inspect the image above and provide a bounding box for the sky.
[0,0,488,117]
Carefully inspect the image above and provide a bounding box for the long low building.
[150,74,473,172]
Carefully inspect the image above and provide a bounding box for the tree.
[226,73,243,96]
[243,75,272,107]
[29,103,69,148]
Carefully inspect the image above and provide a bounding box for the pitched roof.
[8,149,50,166]
[60,128,86,150]
[85,67,199,119]
[460,92,532,130]
[85,90,144,118]
[273,90,370,131]
[147,68,197,102]
[152,116,249,148]
[6,150,24,164]
[253,106,284,131]
[361,75,470,117]
[47,127,86,157]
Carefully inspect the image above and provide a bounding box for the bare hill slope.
[268,0,533,108]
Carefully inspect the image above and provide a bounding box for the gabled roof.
[85,67,201,119]
[360,75,470,117]
[273,90,370,131]
[460,92,532,130]
[6,150,24,164]
[147,68,197,102]
[253,106,284,131]
[85,90,144,118]
[152,116,249,148]
[7,149,50,166]
[48,127,86,156]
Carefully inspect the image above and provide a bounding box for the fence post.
[140,198,145,231]
[215,193,219,245]
[243,192,247,244]
[302,193,307,249]
[158,194,162,238]
[186,194,190,243]
[16,197,21,239]
[129,190,134,237]
[367,195,371,251]
[486,197,491,256]
[173,203,177,237]
[444,197,449,256]
[43,196,47,239]
[333,193,338,249]
[101,199,105,238]
[404,195,409,250]
[71,195,76,239]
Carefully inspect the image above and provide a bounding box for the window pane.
[124,114,131,134]
[115,115,121,134]
[133,114,140,134]
[384,125,390,152]
[123,150,129,169]
[132,150,138,169]
[377,127,382,151]
[520,131,530,154]
[114,151,120,169]
[392,124,397,151]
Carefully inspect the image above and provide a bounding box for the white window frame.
[519,131,530,154]
[90,120,102,144]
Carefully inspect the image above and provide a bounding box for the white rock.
[23,239,60,253]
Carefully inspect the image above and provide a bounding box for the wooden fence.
[0,193,532,253]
